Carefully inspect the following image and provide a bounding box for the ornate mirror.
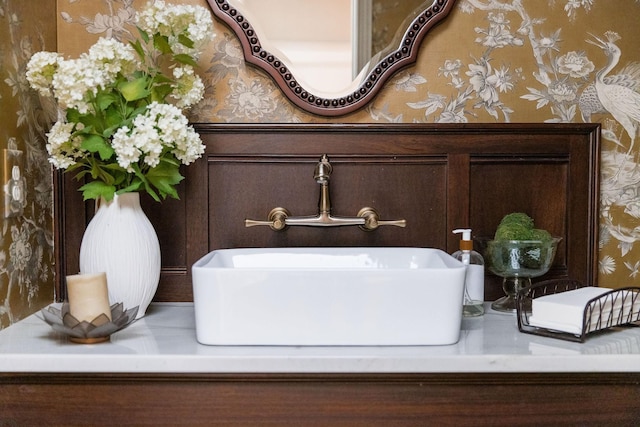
[206,0,457,116]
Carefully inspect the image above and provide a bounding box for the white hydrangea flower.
[111,126,142,172]
[51,57,103,113]
[171,65,205,108]
[113,102,204,171]
[46,121,85,169]
[145,102,204,165]
[172,127,205,165]
[137,0,214,56]
[26,51,63,96]
[49,39,138,114]
[86,37,139,81]
[186,5,215,48]
[131,112,164,168]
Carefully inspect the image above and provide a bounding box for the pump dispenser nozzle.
[453,228,473,251]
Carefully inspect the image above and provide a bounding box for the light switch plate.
[3,148,26,218]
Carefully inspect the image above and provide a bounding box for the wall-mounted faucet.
[245,155,407,232]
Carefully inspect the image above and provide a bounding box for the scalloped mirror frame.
[206,0,457,116]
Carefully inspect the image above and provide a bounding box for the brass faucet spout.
[318,180,330,214]
[315,155,332,214]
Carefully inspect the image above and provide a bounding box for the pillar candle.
[66,272,112,322]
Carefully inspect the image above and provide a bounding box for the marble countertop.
[1,302,639,374]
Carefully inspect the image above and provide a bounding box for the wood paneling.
[1,373,639,425]
[55,123,600,303]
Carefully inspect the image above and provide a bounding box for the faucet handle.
[357,207,407,232]
[245,207,290,231]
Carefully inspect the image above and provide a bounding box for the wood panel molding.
[55,123,600,302]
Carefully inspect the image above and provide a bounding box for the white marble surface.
[1,302,639,373]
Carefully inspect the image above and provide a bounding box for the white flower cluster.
[25,51,62,97]
[171,65,205,108]
[87,37,139,82]
[137,0,214,57]
[26,37,138,114]
[111,102,205,172]
[46,121,86,169]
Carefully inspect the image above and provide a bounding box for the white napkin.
[529,287,613,334]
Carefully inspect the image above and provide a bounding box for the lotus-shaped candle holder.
[41,302,138,343]
[485,238,561,312]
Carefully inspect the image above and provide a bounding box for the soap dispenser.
[452,229,485,317]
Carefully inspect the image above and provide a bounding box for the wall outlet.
[2,149,26,218]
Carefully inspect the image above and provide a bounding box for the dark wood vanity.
[2,372,639,425]
[4,123,639,425]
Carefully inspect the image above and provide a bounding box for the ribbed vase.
[79,192,160,319]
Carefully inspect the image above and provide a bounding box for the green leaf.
[101,162,127,172]
[154,73,173,84]
[151,83,173,103]
[66,162,85,175]
[66,108,82,124]
[92,165,109,183]
[145,159,184,200]
[117,179,143,195]
[96,163,126,187]
[172,53,197,67]
[77,117,100,132]
[118,77,151,102]
[178,34,195,49]
[78,180,116,201]
[130,39,145,60]
[68,107,101,131]
[137,27,150,44]
[103,107,126,137]
[130,164,160,202]
[81,135,114,160]
[96,91,118,111]
[72,123,95,137]
[153,34,172,55]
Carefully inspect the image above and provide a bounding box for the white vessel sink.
[192,247,466,346]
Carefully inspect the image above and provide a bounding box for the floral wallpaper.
[0,0,56,329]
[4,0,639,329]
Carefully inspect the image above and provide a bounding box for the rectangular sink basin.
[192,247,466,346]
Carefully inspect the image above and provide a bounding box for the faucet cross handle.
[358,207,407,232]
[245,207,290,231]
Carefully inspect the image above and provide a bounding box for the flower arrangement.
[26,0,214,202]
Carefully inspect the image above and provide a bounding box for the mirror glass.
[207,0,456,115]
[229,0,426,96]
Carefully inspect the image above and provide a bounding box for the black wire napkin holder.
[516,279,640,342]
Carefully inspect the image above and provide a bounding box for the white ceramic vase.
[79,192,160,319]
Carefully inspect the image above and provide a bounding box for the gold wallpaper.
[4,0,639,329]
[0,0,57,329]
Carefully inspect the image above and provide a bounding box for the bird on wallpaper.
[579,32,640,159]
[579,62,640,124]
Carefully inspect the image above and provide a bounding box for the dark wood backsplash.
[55,123,600,302]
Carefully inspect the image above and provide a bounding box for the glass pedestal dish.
[485,238,561,312]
